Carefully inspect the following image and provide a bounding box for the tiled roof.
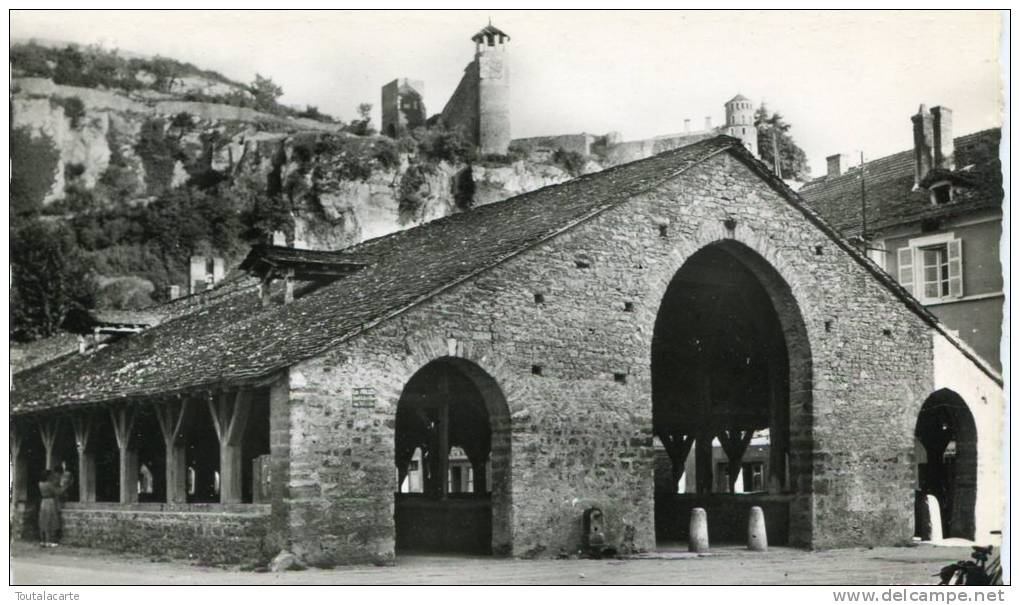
[472,24,510,42]
[799,129,1002,236]
[12,135,1000,415]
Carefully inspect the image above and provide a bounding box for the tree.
[11,219,97,342]
[754,104,811,182]
[347,102,376,136]
[250,73,284,112]
[11,127,61,218]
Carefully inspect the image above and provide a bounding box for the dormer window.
[930,180,953,205]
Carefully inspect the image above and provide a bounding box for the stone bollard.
[925,495,944,542]
[747,506,768,551]
[689,507,709,553]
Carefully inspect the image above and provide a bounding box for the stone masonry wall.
[61,503,270,564]
[279,150,953,564]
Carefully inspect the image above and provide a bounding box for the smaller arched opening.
[393,357,511,555]
[915,389,978,540]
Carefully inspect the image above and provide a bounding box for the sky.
[10,10,1005,178]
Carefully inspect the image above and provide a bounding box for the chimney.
[212,257,225,284]
[931,106,954,171]
[704,116,712,130]
[826,154,847,177]
[912,104,934,187]
[684,119,691,133]
[189,256,207,294]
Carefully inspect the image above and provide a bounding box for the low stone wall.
[60,502,270,564]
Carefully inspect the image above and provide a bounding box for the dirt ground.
[9,540,982,585]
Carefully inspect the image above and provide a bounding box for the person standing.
[38,468,73,547]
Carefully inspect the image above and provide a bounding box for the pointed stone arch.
[642,221,815,547]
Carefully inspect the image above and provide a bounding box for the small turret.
[723,94,758,157]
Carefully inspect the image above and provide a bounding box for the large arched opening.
[651,241,812,546]
[393,357,512,555]
[914,389,977,540]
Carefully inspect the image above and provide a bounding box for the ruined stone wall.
[61,503,270,564]
[511,134,594,156]
[440,62,480,144]
[280,151,960,564]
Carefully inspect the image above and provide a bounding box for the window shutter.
[897,247,914,294]
[948,238,963,298]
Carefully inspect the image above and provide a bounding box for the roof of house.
[727,94,751,104]
[11,135,1000,416]
[799,129,1002,236]
[472,23,510,42]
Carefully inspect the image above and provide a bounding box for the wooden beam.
[71,415,97,503]
[110,406,138,504]
[155,399,191,503]
[38,419,61,470]
[717,429,755,492]
[208,390,252,503]
[10,425,28,504]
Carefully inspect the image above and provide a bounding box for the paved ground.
[10,541,980,585]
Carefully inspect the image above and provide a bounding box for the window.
[742,462,765,492]
[930,182,953,205]
[896,233,963,302]
[920,245,951,299]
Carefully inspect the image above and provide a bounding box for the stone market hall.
[11,137,1003,566]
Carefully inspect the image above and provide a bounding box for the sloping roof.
[727,94,751,104]
[472,23,510,42]
[12,135,1001,416]
[799,129,1002,236]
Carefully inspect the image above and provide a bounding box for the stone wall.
[511,134,595,156]
[440,62,479,144]
[60,503,270,564]
[273,150,971,564]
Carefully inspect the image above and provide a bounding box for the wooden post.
[10,425,27,505]
[208,390,252,504]
[155,399,191,503]
[283,269,295,304]
[71,415,97,502]
[110,406,138,504]
[717,429,754,492]
[657,430,695,489]
[38,418,63,470]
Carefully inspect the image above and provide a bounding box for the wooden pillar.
[695,373,714,494]
[283,269,295,304]
[38,419,61,470]
[110,406,138,504]
[767,352,788,494]
[155,399,190,503]
[71,415,96,502]
[438,401,450,499]
[10,425,28,505]
[717,429,754,492]
[208,390,252,504]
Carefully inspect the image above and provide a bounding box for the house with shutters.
[799,105,1003,371]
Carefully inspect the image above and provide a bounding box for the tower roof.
[727,93,751,105]
[472,23,510,43]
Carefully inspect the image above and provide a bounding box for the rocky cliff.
[11,75,584,309]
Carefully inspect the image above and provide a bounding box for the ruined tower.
[381,78,426,138]
[723,94,758,157]
[440,22,511,155]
